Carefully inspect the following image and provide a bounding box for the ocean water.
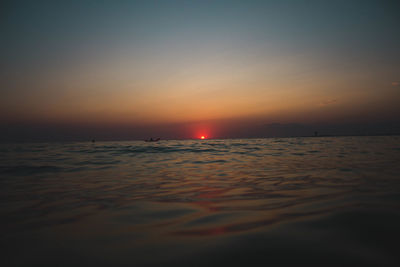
[1,136,400,266]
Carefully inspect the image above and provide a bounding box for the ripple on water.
[1,136,400,265]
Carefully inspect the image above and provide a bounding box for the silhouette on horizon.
[145,137,160,142]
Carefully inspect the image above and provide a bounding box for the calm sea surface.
[1,136,400,266]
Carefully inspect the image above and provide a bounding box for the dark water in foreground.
[1,136,400,266]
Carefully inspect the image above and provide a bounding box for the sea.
[1,136,400,266]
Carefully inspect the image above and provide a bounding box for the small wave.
[191,159,228,164]
[111,146,221,155]
[76,160,121,166]
[0,165,64,176]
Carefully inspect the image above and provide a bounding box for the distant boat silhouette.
[145,137,160,142]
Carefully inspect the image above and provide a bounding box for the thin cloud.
[319,99,338,107]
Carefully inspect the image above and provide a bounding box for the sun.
[201,136,205,139]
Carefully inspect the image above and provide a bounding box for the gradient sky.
[1,0,400,141]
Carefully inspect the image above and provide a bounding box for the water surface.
[1,136,400,265]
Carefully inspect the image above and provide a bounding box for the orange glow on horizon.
[201,135,205,139]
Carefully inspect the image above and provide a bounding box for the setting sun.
[201,136,205,139]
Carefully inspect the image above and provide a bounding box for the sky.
[1,0,400,141]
